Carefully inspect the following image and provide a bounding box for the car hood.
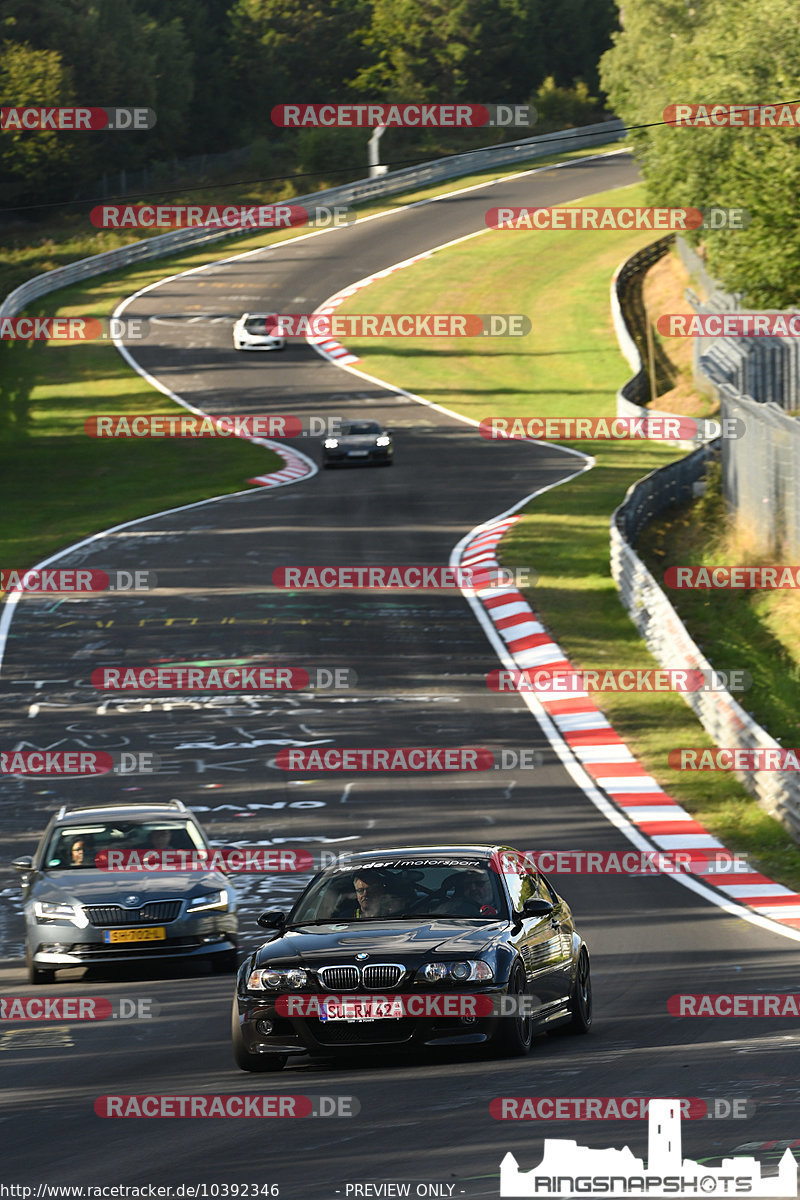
[256,919,501,965]
[31,869,228,904]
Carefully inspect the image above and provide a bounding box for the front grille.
[83,901,183,927]
[318,965,359,991]
[70,937,201,959]
[362,964,404,989]
[309,1019,413,1046]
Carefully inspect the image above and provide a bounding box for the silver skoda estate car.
[13,800,238,983]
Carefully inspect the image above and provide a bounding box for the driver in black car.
[352,871,405,918]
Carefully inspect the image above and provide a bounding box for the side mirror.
[257,910,287,930]
[12,856,33,873]
[521,897,554,918]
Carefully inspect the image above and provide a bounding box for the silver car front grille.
[83,901,183,926]
[317,963,405,991]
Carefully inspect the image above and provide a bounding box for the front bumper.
[27,915,238,968]
[234,337,285,350]
[234,986,505,1056]
[323,448,392,466]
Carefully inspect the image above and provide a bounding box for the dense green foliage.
[600,0,800,306]
[0,0,616,210]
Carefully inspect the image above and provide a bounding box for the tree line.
[601,0,800,307]
[0,0,616,213]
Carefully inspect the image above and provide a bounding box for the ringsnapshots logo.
[499,1098,798,1197]
[487,667,752,693]
[272,565,536,590]
[271,102,536,128]
[0,317,148,341]
[486,206,750,231]
[90,203,353,229]
[90,665,355,691]
[268,313,530,337]
[479,416,745,441]
[0,106,156,131]
[0,568,155,593]
[664,102,800,127]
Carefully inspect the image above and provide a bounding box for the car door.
[504,864,571,1011]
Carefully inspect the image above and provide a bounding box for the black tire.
[231,997,288,1073]
[27,950,55,985]
[568,947,592,1033]
[496,963,533,1057]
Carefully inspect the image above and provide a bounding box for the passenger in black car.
[435,870,498,917]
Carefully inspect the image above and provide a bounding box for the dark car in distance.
[322,419,393,467]
[232,845,591,1071]
[14,800,238,983]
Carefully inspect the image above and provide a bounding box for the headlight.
[375,435,391,447]
[186,890,228,912]
[324,438,339,448]
[247,967,308,991]
[420,960,494,983]
[33,900,85,925]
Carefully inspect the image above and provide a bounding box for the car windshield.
[244,317,270,332]
[43,821,205,870]
[341,421,381,436]
[290,862,506,922]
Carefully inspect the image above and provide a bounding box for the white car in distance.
[233,312,286,351]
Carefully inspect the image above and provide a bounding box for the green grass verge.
[331,179,800,892]
[0,248,289,573]
[639,463,800,749]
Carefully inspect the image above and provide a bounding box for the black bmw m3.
[232,845,591,1071]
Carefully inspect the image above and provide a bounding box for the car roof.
[52,801,196,826]
[331,845,512,865]
[240,312,276,319]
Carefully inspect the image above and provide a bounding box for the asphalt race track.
[1,152,798,1198]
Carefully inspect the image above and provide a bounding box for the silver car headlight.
[375,435,391,447]
[247,967,308,991]
[33,900,87,927]
[186,890,228,913]
[420,960,494,983]
[324,438,339,449]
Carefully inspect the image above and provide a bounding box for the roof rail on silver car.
[54,798,188,819]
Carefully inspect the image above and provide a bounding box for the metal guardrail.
[611,235,717,449]
[0,119,626,319]
[610,245,800,842]
[677,236,800,557]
